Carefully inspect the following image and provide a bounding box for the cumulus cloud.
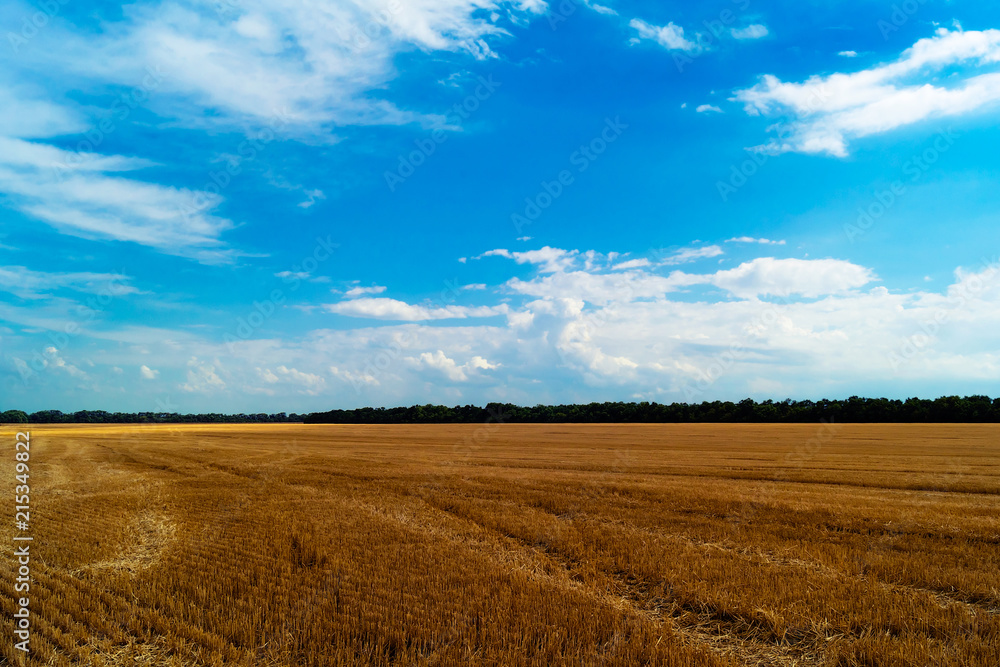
[735,28,1000,156]
[726,236,786,245]
[477,246,578,273]
[139,365,159,379]
[41,347,87,378]
[696,104,723,113]
[344,285,387,298]
[181,357,226,393]
[272,365,325,394]
[406,350,499,382]
[330,365,380,387]
[325,297,508,321]
[702,257,876,298]
[7,250,1000,409]
[629,18,699,52]
[731,24,768,40]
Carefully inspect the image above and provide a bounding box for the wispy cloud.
[344,285,387,298]
[612,258,651,271]
[629,18,699,52]
[0,266,138,300]
[43,0,548,134]
[735,28,1000,156]
[726,236,786,245]
[325,297,508,321]
[731,24,768,40]
[0,135,234,262]
[658,245,724,265]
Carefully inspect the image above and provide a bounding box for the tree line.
[0,410,303,424]
[3,396,999,425]
[306,396,1000,423]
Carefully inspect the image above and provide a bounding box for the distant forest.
[4,395,1000,424]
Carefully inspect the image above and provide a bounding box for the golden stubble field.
[1,423,999,666]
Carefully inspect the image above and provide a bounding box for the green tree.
[1,410,29,423]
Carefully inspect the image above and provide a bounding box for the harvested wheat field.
[1,423,999,666]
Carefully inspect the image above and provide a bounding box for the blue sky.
[2,0,1000,413]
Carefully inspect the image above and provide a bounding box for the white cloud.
[480,248,513,259]
[329,365,380,387]
[45,0,547,134]
[275,271,310,280]
[735,28,1000,156]
[0,1,550,262]
[40,347,87,378]
[297,189,325,209]
[583,1,617,16]
[725,236,786,245]
[629,18,699,52]
[696,104,723,113]
[139,365,160,380]
[507,255,874,303]
[510,246,578,273]
[274,365,325,394]
[9,250,1000,410]
[462,283,487,290]
[0,136,233,262]
[406,350,499,381]
[180,356,226,393]
[0,83,85,139]
[325,297,508,321]
[612,258,650,271]
[701,257,876,298]
[344,285,387,298]
[658,245,724,265]
[477,246,578,273]
[257,367,279,383]
[839,50,859,58]
[0,266,138,300]
[731,24,768,40]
